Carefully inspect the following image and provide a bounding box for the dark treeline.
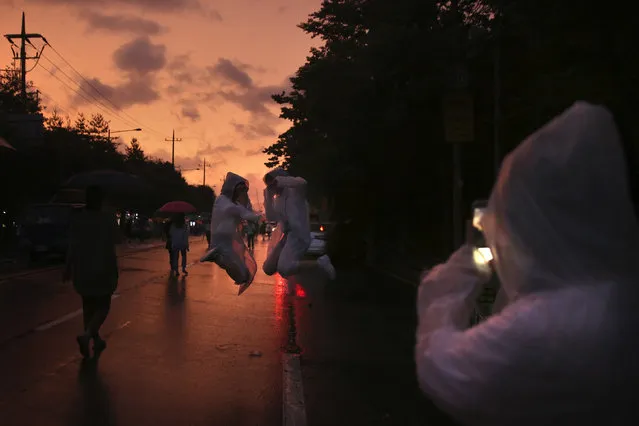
[266,0,639,265]
[0,70,214,218]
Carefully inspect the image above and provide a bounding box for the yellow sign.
[443,93,474,142]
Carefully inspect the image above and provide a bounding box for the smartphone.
[470,200,493,264]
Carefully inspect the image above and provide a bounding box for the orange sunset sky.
[0,0,322,195]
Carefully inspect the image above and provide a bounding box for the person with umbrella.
[200,172,260,295]
[158,201,196,276]
[63,185,119,358]
[168,212,190,276]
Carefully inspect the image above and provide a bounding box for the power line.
[36,62,138,129]
[43,42,164,137]
[38,54,140,129]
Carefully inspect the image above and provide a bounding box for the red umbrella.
[158,201,196,213]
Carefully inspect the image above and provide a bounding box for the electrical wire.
[43,42,164,137]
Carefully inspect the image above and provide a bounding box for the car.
[306,222,330,256]
[17,203,84,261]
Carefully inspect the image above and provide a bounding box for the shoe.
[200,247,219,262]
[182,268,188,275]
[76,335,90,358]
[317,255,336,280]
[93,336,107,353]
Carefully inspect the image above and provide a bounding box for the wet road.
[0,237,454,426]
[0,239,284,426]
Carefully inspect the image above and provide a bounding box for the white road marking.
[282,353,307,426]
[34,294,120,332]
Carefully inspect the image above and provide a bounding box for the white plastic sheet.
[415,102,639,425]
[207,172,259,284]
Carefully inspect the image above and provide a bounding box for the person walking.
[169,213,189,276]
[64,185,119,359]
[246,220,257,251]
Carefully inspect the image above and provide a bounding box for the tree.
[73,112,88,134]
[87,113,110,136]
[44,107,65,129]
[125,138,146,162]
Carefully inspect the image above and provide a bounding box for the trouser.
[81,294,112,337]
[171,249,187,271]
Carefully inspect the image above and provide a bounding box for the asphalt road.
[0,237,455,426]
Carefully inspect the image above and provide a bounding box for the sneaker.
[317,255,336,280]
[76,335,90,358]
[200,247,219,263]
[93,336,107,353]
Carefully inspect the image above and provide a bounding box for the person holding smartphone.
[415,102,639,425]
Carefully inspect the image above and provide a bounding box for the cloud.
[29,0,203,12]
[78,10,166,35]
[114,37,167,75]
[208,58,253,88]
[149,148,228,172]
[245,146,265,156]
[74,75,160,109]
[181,104,200,122]
[232,121,277,140]
[30,0,224,20]
[207,58,290,117]
[198,144,238,156]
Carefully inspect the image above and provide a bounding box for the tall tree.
[125,137,146,162]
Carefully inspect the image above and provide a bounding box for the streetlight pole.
[108,127,142,140]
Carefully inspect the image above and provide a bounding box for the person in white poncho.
[200,172,260,295]
[415,102,639,426]
[262,168,336,282]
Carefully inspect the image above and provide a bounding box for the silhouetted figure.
[164,218,173,269]
[64,185,118,358]
[169,212,189,276]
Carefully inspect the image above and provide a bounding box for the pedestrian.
[259,221,267,241]
[262,168,336,281]
[169,212,189,276]
[414,102,639,425]
[64,185,118,359]
[163,217,173,270]
[246,220,257,251]
[200,172,260,295]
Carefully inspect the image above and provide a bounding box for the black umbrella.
[62,169,149,195]
[61,170,154,210]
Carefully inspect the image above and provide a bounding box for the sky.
[0,0,322,197]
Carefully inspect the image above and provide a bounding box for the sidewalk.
[293,267,460,426]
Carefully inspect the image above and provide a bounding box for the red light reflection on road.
[274,273,287,323]
[295,285,306,298]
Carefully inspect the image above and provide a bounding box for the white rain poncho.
[262,168,312,278]
[206,172,260,284]
[415,102,639,426]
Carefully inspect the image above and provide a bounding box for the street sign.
[443,93,474,143]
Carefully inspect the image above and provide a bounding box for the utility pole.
[164,129,182,167]
[4,13,46,102]
[198,158,211,187]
